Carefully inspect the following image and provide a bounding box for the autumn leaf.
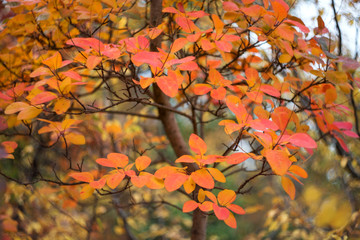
[265,149,292,176]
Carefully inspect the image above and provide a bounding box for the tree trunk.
[149,0,207,239]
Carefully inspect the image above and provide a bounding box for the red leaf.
[132,51,162,68]
[215,40,232,52]
[177,61,198,71]
[260,85,281,97]
[265,150,292,176]
[175,16,199,33]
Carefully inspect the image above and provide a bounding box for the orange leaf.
[177,61,198,71]
[265,149,292,176]
[207,168,226,183]
[86,56,102,70]
[183,200,199,212]
[210,87,226,100]
[157,76,178,97]
[108,153,129,168]
[42,52,62,70]
[89,178,106,189]
[135,156,151,171]
[189,134,207,155]
[191,169,214,189]
[226,152,249,164]
[217,189,236,206]
[193,84,212,95]
[132,51,162,68]
[224,212,237,228]
[213,204,230,220]
[212,14,224,35]
[164,173,189,192]
[288,165,308,178]
[147,27,163,39]
[215,40,232,52]
[175,16,199,33]
[281,176,295,200]
[199,201,213,212]
[183,177,196,193]
[65,132,85,145]
[106,171,125,189]
[146,174,164,189]
[176,155,197,163]
[227,204,245,215]
[69,172,94,182]
[288,133,317,149]
[131,173,150,188]
[171,38,188,53]
[80,185,94,199]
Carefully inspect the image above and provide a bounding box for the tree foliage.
[0,0,359,239]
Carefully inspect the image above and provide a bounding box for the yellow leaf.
[279,54,292,63]
[17,106,42,120]
[54,98,71,115]
[80,184,94,200]
[4,102,30,114]
[42,52,62,70]
[65,132,85,145]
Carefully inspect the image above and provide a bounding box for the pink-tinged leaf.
[285,19,310,33]
[334,135,349,152]
[207,168,226,183]
[42,52,62,70]
[89,178,106,189]
[163,7,178,14]
[265,150,292,176]
[187,10,208,18]
[164,173,189,192]
[191,169,214,189]
[135,156,151,171]
[288,165,308,178]
[281,176,295,200]
[183,200,199,213]
[66,38,104,52]
[132,51,162,68]
[86,56,102,70]
[0,116,7,131]
[108,153,129,168]
[215,40,232,52]
[222,34,241,42]
[31,91,57,105]
[288,133,317,149]
[157,76,178,97]
[177,61,198,71]
[193,84,212,95]
[224,212,237,228]
[260,85,281,97]
[176,155,196,163]
[249,119,279,131]
[189,134,207,155]
[333,121,353,130]
[210,87,226,100]
[342,130,359,138]
[62,70,82,81]
[106,171,125,189]
[102,47,121,59]
[223,1,239,11]
[226,152,249,164]
[175,16,199,33]
[227,204,245,215]
[213,204,230,220]
[69,172,94,182]
[217,189,236,206]
[187,32,201,42]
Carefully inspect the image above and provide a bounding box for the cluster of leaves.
[0,0,359,238]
